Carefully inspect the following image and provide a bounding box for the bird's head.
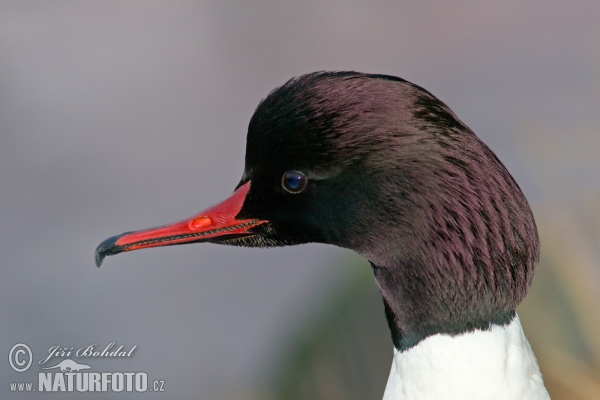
[95,72,539,350]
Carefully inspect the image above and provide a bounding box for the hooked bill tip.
[95,251,103,268]
[94,232,130,267]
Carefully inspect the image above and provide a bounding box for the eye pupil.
[287,175,301,189]
[282,171,307,194]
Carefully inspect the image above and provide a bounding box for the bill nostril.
[189,216,212,230]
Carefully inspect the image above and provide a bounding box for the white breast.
[382,314,549,400]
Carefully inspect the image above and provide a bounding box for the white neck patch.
[382,314,549,400]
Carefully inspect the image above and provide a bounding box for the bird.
[95,71,550,399]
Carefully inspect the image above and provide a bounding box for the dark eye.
[282,171,308,194]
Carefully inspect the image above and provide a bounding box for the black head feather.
[232,71,539,351]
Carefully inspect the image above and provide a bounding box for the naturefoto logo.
[8,343,166,393]
[42,359,91,372]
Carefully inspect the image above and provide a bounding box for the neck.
[382,315,549,400]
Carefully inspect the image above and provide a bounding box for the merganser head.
[95,71,539,351]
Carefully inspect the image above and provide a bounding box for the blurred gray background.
[2,1,599,399]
